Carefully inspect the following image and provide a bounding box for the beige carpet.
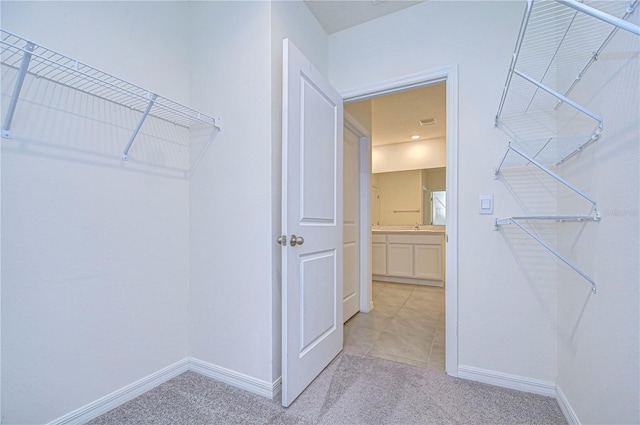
[88,353,566,424]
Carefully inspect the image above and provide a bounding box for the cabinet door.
[387,244,413,277]
[372,242,387,275]
[414,244,443,280]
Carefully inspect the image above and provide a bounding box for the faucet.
[414,223,420,230]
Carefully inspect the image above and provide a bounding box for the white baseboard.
[45,359,568,425]
[47,357,281,425]
[188,357,281,400]
[457,365,556,397]
[48,358,189,425]
[556,385,581,425]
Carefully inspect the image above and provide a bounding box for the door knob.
[276,235,287,246]
[290,234,304,246]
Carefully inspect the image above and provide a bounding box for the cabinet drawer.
[387,234,441,245]
[371,234,387,243]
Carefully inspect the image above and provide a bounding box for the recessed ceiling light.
[411,135,420,140]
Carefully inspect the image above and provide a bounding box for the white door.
[281,39,343,407]
[343,125,360,322]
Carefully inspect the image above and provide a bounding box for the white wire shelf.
[493,0,640,295]
[495,0,638,166]
[494,216,598,293]
[1,29,220,161]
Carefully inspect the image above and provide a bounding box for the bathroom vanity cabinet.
[372,229,445,286]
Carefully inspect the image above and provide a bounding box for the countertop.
[372,226,445,235]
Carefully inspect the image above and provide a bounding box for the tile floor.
[344,280,445,371]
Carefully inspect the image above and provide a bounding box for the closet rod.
[556,0,640,36]
[554,0,639,111]
[1,41,33,139]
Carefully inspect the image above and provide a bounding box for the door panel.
[300,250,337,353]
[281,39,343,407]
[301,77,337,223]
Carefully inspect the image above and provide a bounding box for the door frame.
[344,112,373,313]
[341,64,459,377]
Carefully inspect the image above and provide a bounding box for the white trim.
[189,357,281,400]
[359,135,372,313]
[344,111,372,314]
[458,365,556,397]
[341,64,459,378]
[47,357,282,424]
[47,358,189,425]
[443,64,459,378]
[556,385,581,425]
[341,66,451,101]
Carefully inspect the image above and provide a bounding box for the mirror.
[371,167,446,226]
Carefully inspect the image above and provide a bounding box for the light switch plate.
[479,194,494,215]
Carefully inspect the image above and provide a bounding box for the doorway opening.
[340,66,458,377]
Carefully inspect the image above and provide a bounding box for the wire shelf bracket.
[495,216,598,294]
[494,143,600,214]
[122,92,157,161]
[1,41,33,139]
[0,29,221,161]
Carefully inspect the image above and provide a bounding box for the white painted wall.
[372,138,446,173]
[188,0,274,384]
[1,1,329,420]
[555,10,639,424]
[329,1,560,382]
[188,0,329,388]
[1,2,191,423]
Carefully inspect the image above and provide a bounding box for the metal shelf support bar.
[556,0,640,36]
[513,69,604,129]
[495,143,599,209]
[495,217,597,293]
[122,92,157,161]
[2,41,34,139]
[498,215,600,222]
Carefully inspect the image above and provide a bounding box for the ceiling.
[304,0,446,146]
[304,0,426,34]
[348,82,447,147]
[304,0,444,148]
